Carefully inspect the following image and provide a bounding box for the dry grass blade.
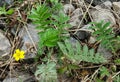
[74,0,94,34]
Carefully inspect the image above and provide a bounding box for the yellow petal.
[20,54,24,59]
[16,49,20,54]
[20,51,25,55]
[15,57,19,61]
[13,53,17,58]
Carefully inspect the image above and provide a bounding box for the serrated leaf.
[35,62,57,82]
[76,41,81,55]
[65,40,74,55]
[58,39,107,64]
[58,42,68,55]
[83,45,88,56]
[100,66,110,78]
[40,28,59,47]
[114,59,120,64]
[29,4,51,30]
[89,21,116,52]
[67,64,79,70]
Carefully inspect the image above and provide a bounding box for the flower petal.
[20,51,25,55]
[15,57,19,61]
[13,53,17,58]
[16,49,20,54]
[20,54,24,59]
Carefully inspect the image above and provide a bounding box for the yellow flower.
[13,49,25,61]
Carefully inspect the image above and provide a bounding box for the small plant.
[113,75,120,82]
[35,62,58,82]
[29,3,70,56]
[39,28,60,47]
[99,66,110,79]
[58,39,107,64]
[29,4,52,30]
[89,21,120,54]
[114,58,120,64]
[90,21,113,48]
[89,21,120,81]
[29,2,70,82]
[0,5,14,15]
[52,13,70,31]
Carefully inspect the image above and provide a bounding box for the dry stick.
[81,75,90,82]
[90,68,100,82]
[69,0,72,16]
[77,0,94,33]
[0,22,20,79]
[78,0,87,22]
[74,0,94,34]
[24,24,38,52]
[39,0,41,5]
[0,7,37,79]
[82,0,94,22]
[111,9,120,28]
[43,0,46,4]
[0,17,7,19]
[112,71,120,79]
[18,27,36,53]
[78,0,85,21]
[70,0,72,4]
[9,23,22,82]
[17,8,38,52]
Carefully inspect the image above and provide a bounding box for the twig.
[17,8,38,52]
[90,68,100,82]
[112,71,120,79]
[74,0,94,34]
[24,24,38,52]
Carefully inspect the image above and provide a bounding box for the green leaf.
[0,5,7,15]
[89,21,116,53]
[35,62,58,82]
[102,22,110,29]
[58,39,107,64]
[40,28,59,47]
[83,45,88,56]
[67,64,79,70]
[99,66,110,78]
[114,59,120,64]
[76,41,81,55]
[65,40,74,55]
[113,75,120,82]
[7,9,14,15]
[58,42,68,55]
[57,66,67,74]
[50,0,58,3]
[95,78,104,82]
[52,13,69,24]
[29,4,52,30]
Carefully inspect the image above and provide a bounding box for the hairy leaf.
[58,39,107,64]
